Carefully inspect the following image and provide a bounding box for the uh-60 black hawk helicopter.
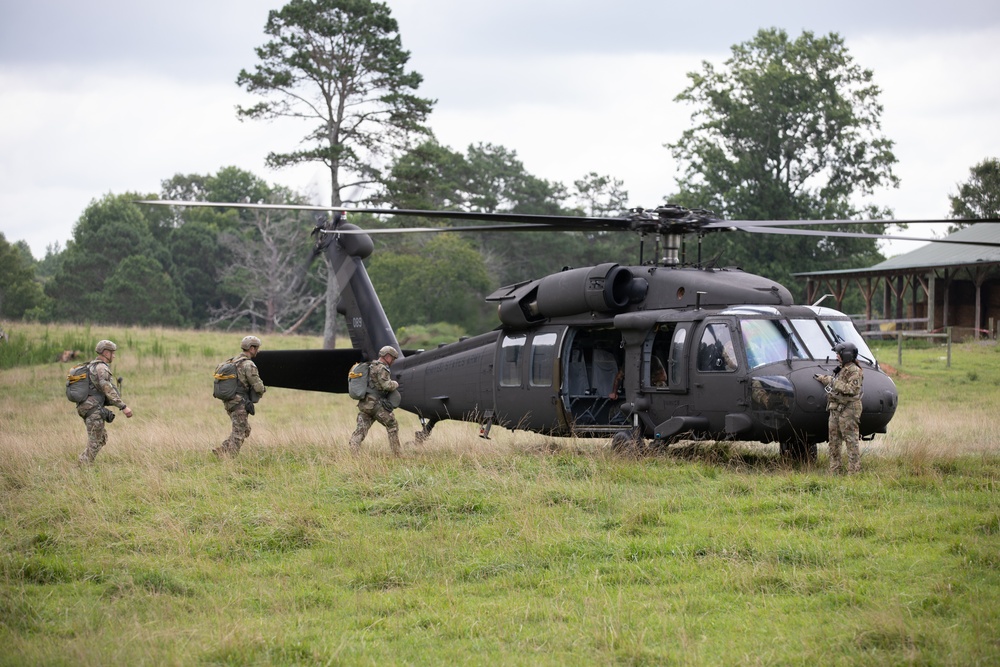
[141,199,1000,459]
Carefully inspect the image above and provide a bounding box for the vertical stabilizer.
[324,223,401,360]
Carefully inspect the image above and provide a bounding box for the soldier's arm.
[371,364,399,393]
[245,362,266,395]
[94,363,127,409]
[831,366,862,397]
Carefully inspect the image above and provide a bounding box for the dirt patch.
[877,362,916,380]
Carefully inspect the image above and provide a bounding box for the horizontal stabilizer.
[254,349,365,394]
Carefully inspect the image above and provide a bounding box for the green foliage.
[102,256,187,327]
[368,235,493,332]
[165,221,222,325]
[237,0,434,203]
[0,232,45,319]
[43,193,186,326]
[0,325,93,370]
[667,28,899,296]
[948,157,1000,231]
[396,322,471,349]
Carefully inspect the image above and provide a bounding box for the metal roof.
[795,223,1000,277]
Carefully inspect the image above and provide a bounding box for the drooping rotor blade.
[738,225,1000,248]
[135,199,627,229]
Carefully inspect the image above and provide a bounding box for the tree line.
[3,3,998,339]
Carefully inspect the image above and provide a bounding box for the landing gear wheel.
[780,440,818,463]
[611,429,646,456]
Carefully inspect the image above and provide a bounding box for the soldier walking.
[75,340,133,464]
[349,345,402,456]
[214,336,266,458]
[814,342,864,474]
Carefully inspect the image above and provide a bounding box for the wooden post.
[947,327,952,369]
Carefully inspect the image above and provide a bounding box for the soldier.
[76,340,133,464]
[214,335,266,458]
[349,345,402,456]
[814,342,864,474]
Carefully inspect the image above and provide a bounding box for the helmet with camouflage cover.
[95,339,117,354]
[241,335,262,350]
[379,345,399,360]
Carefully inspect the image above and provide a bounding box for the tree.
[102,256,187,327]
[367,235,493,333]
[948,157,1000,232]
[0,232,45,319]
[666,28,898,293]
[571,172,629,217]
[237,0,434,347]
[210,203,318,334]
[45,194,180,323]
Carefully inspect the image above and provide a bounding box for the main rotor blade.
[739,225,1000,247]
[711,218,999,228]
[135,199,627,229]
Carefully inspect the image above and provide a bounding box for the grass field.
[1,322,999,665]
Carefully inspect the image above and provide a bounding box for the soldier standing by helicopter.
[814,342,864,474]
[349,345,402,456]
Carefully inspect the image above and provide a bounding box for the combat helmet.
[833,341,858,363]
[241,335,262,350]
[95,339,117,354]
[379,345,399,360]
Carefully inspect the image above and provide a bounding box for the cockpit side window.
[642,322,689,391]
[697,323,739,372]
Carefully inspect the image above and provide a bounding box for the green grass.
[1,322,999,665]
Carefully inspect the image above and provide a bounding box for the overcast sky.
[2,0,999,260]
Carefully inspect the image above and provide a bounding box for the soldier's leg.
[79,411,107,464]
[375,407,401,456]
[827,410,843,474]
[350,410,374,452]
[227,404,251,455]
[843,405,862,474]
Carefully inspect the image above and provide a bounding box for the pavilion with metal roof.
[795,224,1000,339]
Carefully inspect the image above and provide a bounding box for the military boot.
[388,428,402,457]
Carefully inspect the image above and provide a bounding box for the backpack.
[213,358,247,401]
[347,362,371,400]
[66,362,95,404]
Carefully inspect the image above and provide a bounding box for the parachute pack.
[66,362,94,403]
[347,362,370,400]
[213,358,246,401]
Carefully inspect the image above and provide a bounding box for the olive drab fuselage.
[253,228,898,451]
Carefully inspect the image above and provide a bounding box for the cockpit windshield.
[739,319,808,369]
[790,317,877,365]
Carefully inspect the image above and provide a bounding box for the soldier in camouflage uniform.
[349,345,402,456]
[77,340,133,464]
[814,342,864,474]
[214,335,266,458]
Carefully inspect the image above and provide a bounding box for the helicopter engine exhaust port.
[497,263,646,327]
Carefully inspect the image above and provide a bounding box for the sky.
[1,0,999,261]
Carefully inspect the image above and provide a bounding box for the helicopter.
[139,200,1000,459]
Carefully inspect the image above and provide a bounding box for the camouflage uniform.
[77,358,127,464]
[816,362,863,474]
[216,353,266,457]
[349,358,401,455]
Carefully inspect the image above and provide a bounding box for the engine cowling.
[494,263,642,327]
